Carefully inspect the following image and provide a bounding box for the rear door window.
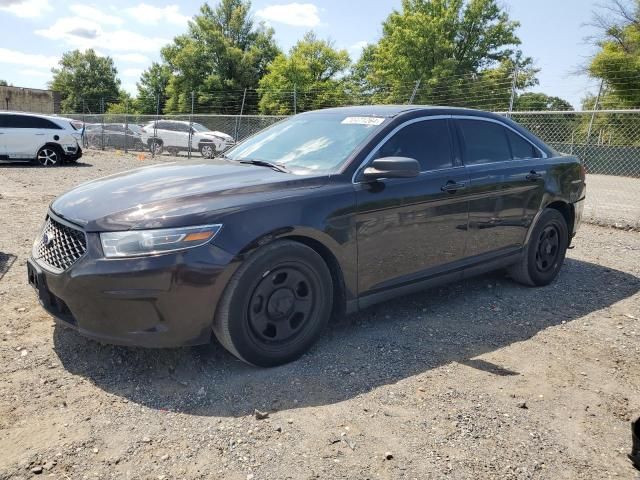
[457,119,511,165]
[3,115,62,129]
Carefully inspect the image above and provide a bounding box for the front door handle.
[441,181,467,193]
[526,170,542,181]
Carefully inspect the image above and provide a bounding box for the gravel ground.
[584,174,640,230]
[0,151,639,479]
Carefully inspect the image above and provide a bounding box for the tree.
[136,62,172,114]
[50,49,121,113]
[588,0,640,108]
[105,90,136,114]
[0,80,8,86]
[161,0,280,113]
[258,32,351,114]
[515,92,574,111]
[356,0,537,108]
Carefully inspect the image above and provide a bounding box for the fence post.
[409,79,421,105]
[188,91,194,159]
[508,64,519,117]
[293,85,297,115]
[586,80,604,145]
[152,92,160,158]
[124,99,128,154]
[235,88,247,141]
[100,97,105,151]
[81,98,86,148]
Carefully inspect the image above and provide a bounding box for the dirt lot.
[1,151,639,479]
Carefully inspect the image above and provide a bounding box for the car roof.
[300,105,504,120]
[0,110,76,123]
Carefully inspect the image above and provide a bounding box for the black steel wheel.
[213,240,333,367]
[509,208,569,286]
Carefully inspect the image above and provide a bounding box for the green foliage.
[161,0,280,113]
[105,90,136,114]
[354,0,536,108]
[515,92,574,111]
[588,0,640,108]
[258,32,351,114]
[0,80,8,86]
[135,63,172,114]
[50,49,120,113]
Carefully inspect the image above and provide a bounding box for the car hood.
[50,159,329,231]
[199,131,233,141]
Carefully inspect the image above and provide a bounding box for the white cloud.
[36,18,170,53]
[0,0,51,18]
[124,3,189,26]
[256,3,320,27]
[0,47,58,69]
[19,68,51,78]
[113,53,150,64]
[349,41,369,53]
[69,4,123,25]
[122,68,143,78]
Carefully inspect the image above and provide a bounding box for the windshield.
[224,113,385,174]
[192,123,210,133]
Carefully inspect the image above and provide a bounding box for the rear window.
[506,129,539,159]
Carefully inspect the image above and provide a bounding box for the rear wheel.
[148,139,163,155]
[35,146,62,167]
[509,208,569,286]
[213,240,333,367]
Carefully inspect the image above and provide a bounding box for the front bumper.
[27,238,238,347]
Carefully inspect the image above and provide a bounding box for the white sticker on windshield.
[341,116,385,126]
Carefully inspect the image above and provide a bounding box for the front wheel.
[199,143,215,158]
[509,208,569,286]
[36,146,62,167]
[213,240,333,367]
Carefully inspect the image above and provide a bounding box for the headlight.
[100,224,222,258]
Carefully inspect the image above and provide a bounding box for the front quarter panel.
[211,177,359,303]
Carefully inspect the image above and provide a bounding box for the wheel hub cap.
[267,288,295,319]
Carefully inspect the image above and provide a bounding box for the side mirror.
[363,157,420,180]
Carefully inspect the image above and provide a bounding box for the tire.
[199,143,215,158]
[509,208,569,286]
[148,139,163,155]
[213,240,333,367]
[35,145,63,167]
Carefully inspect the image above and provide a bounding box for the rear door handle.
[441,181,467,193]
[35,133,45,136]
[526,170,542,181]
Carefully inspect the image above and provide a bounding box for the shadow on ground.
[53,258,640,417]
[0,252,16,281]
[0,162,92,169]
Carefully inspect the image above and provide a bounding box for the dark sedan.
[84,123,145,151]
[28,106,586,367]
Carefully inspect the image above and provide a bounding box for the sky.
[0,0,603,109]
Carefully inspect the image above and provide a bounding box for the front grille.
[34,216,87,273]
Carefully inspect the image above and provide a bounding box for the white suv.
[0,111,83,166]
[141,120,234,158]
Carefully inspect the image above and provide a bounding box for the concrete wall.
[0,86,60,114]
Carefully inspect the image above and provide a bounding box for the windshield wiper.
[238,159,291,173]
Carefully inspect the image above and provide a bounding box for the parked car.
[28,106,586,367]
[140,120,234,157]
[84,123,145,151]
[0,111,83,166]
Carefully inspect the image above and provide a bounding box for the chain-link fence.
[63,108,639,228]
